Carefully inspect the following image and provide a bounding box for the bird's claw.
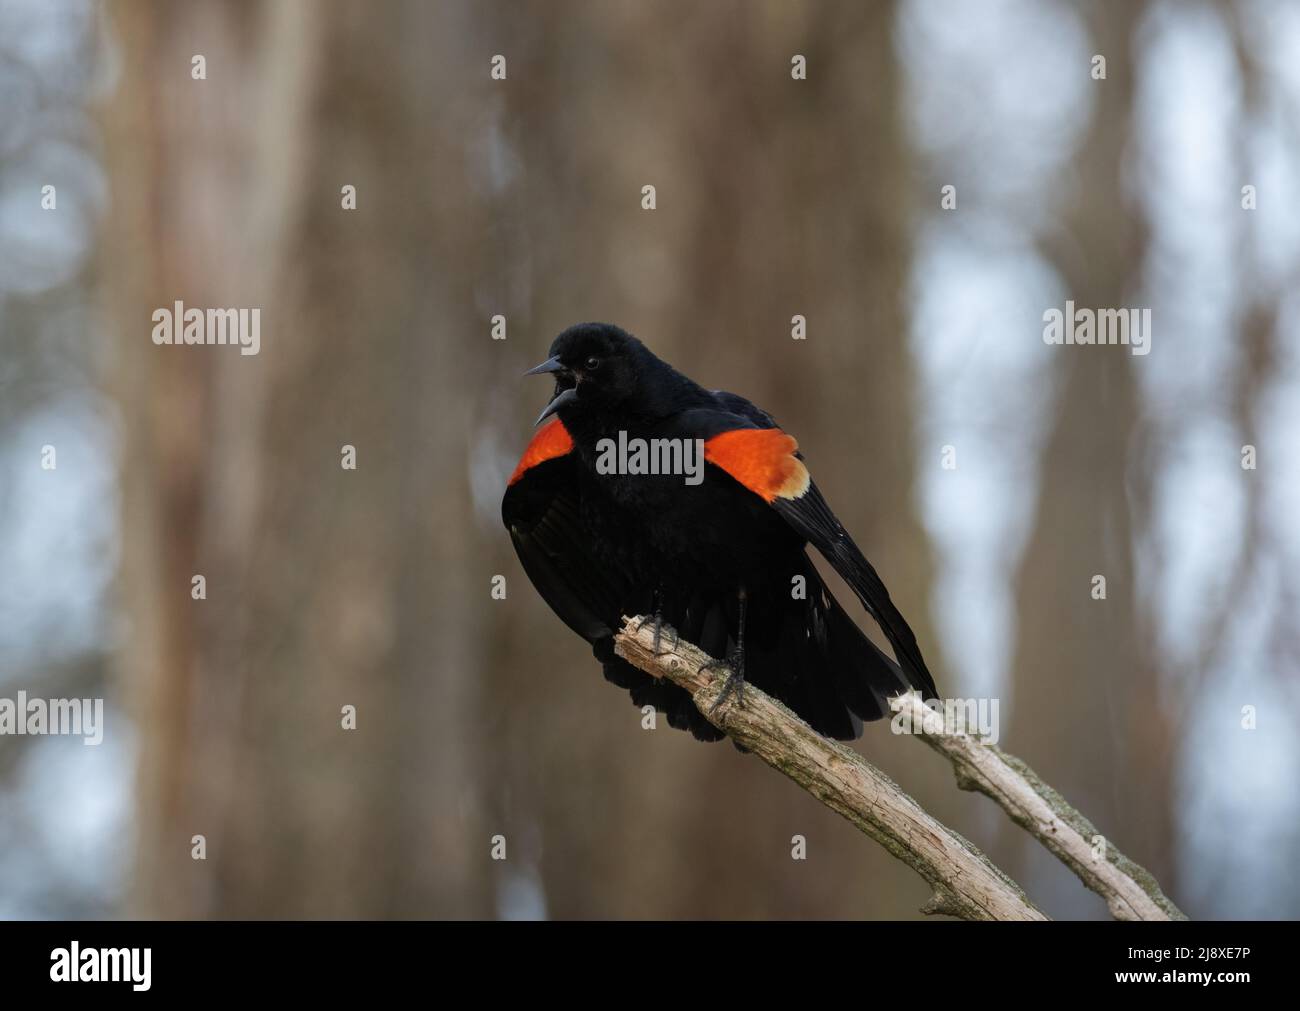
[639,610,670,649]
[704,651,746,714]
[655,625,680,656]
[634,610,679,656]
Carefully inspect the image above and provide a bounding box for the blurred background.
[1,0,1297,919]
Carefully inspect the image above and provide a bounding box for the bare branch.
[615,617,1047,921]
[891,693,1186,921]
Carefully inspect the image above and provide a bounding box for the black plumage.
[502,322,938,742]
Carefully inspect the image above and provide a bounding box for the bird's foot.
[656,622,680,656]
[704,649,746,714]
[634,610,678,655]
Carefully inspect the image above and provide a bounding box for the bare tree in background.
[104,0,496,917]
[1004,0,1173,909]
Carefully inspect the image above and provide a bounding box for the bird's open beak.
[523,355,565,377]
[534,387,577,426]
[525,356,578,425]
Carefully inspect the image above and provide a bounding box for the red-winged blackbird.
[502,322,938,742]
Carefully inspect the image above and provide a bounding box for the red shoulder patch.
[508,417,574,486]
[704,428,811,503]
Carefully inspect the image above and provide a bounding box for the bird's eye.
[585,356,601,371]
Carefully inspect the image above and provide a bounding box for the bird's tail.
[792,558,934,736]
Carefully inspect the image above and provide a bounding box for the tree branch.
[614,616,1047,921]
[890,693,1186,921]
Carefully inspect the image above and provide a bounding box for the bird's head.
[525,322,647,426]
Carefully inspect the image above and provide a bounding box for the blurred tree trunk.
[103,0,493,918]
[1004,0,1172,913]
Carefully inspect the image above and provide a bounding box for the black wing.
[772,483,937,700]
[502,453,625,642]
[502,450,724,741]
[704,390,939,701]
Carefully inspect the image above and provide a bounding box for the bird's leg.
[707,589,747,713]
[635,588,673,655]
[654,614,680,655]
[631,592,658,636]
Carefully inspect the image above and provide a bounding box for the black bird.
[502,322,938,742]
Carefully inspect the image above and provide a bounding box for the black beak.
[534,387,578,426]
[525,355,577,426]
[523,355,565,377]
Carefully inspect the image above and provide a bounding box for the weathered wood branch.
[890,693,1186,921]
[614,617,1047,921]
[616,615,1186,921]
